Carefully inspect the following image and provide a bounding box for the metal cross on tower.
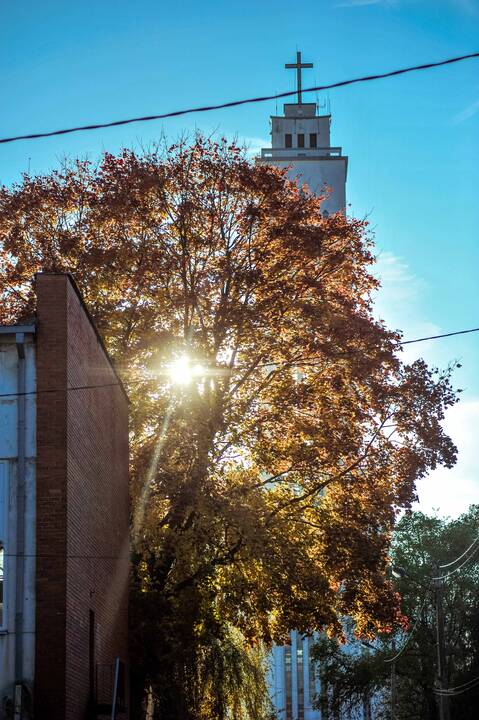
[285,51,313,105]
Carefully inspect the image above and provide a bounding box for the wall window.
[297,134,305,148]
[309,133,317,148]
[285,645,292,720]
[285,134,292,148]
[297,643,304,720]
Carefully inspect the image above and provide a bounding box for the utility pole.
[390,635,397,720]
[434,564,450,720]
[319,662,329,720]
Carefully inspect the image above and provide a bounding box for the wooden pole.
[434,566,450,720]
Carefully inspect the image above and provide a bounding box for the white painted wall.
[0,334,36,715]
[275,158,347,215]
[259,103,347,216]
[271,111,331,149]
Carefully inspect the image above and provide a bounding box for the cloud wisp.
[373,251,436,325]
[337,0,478,11]
[336,0,397,7]
[453,98,479,124]
[239,136,270,157]
[453,0,479,15]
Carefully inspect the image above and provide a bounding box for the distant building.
[0,273,129,719]
[259,54,352,720]
[268,632,321,720]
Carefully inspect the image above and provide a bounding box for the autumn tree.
[0,138,458,719]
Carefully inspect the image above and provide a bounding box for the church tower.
[262,53,350,720]
[258,52,347,215]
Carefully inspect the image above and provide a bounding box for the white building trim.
[0,327,36,708]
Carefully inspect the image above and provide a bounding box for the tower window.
[285,134,292,148]
[297,134,305,148]
[309,133,317,148]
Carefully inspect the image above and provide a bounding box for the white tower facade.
[261,54,350,720]
[258,53,347,215]
[267,631,322,720]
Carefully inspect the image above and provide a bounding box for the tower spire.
[285,51,313,105]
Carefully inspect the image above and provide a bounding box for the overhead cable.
[435,676,479,696]
[401,326,479,345]
[0,52,478,145]
[0,380,121,400]
[439,534,479,570]
[0,321,478,400]
[0,321,477,401]
[432,540,479,581]
[384,597,429,664]
[436,674,479,693]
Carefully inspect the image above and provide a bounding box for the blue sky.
[1,0,478,515]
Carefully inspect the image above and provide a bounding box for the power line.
[376,542,479,697]
[385,543,479,667]
[435,675,479,696]
[0,52,478,145]
[436,675,479,693]
[0,322,477,400]
[432,541,479,581]
[401,326,479,345]
[439,535,479,570]
[0,379,122,400]
[384,597,429,664]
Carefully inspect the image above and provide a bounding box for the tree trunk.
[145,686,155,720]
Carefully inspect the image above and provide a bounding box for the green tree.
[0,138,457,718]
[312,506,479,719]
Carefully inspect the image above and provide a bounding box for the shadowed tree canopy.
[312,508,479,720]
[0,138,458,717]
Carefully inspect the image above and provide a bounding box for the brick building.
[0,273,129,719]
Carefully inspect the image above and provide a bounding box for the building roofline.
[258,155,348,163]
[269,114,332,120]
[35,272,129,403]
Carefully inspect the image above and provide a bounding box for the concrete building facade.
[268,633,322,720]
[0,273,129,719]
[0,323,36,717]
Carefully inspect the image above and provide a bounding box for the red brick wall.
[35,274,69,717]
[35,274,129,720]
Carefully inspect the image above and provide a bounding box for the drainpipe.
[15,332,26,684]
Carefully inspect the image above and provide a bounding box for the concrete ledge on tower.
[260,147,343,159]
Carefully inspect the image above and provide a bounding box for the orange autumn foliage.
[0,138,456,685]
